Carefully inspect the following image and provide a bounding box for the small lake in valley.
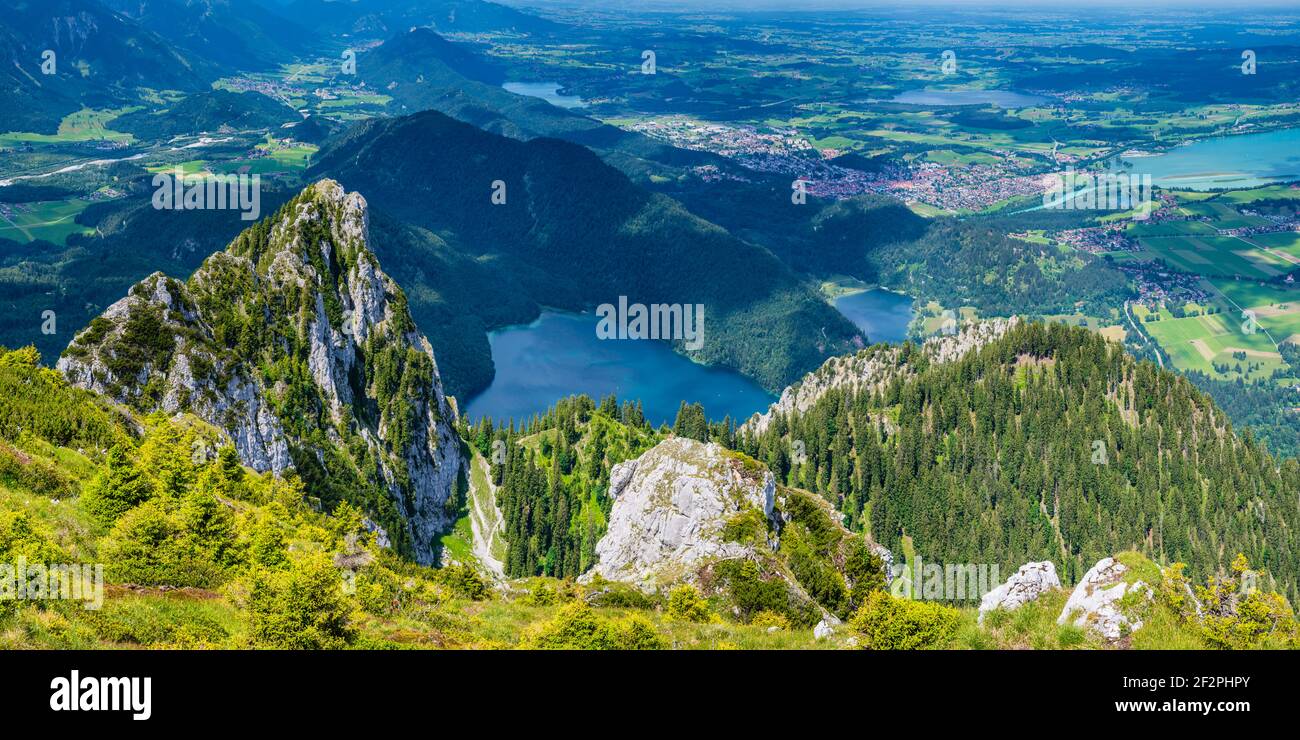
[501,82,585,109]
[833,288,915,344]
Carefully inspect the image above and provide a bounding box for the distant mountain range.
[277,0,562,36]
[99,0,312,71]
[0,0,214,132]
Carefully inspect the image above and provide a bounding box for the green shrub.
[584,578,655,609]
[80,444,155,526]
[521,601,666,650]
[101,492,238,589]
[751,610,792,631]
[0,509,66,620]
[353,566,403,616]
[666,584,715,623]
[850,591,960,650]
[247,552,355,649]
[436,564,490,601]
[0,442,73,498]
[712,558,818,627]
[1193,555,1298,650]
[523,579,560,606]
[247,516,289,568]
[720,508,768,545]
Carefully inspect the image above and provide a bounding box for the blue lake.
[1119,127,1300,190]
[834,288,915,344]
[462,311,775,426]
[463,290,916,426]
[501,81,585,109]
[892,89,1047,107]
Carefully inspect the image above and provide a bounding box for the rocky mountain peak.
[57,179,462,563]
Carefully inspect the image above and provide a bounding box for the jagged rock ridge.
[58,179,462,563]
[743,318,1016,435]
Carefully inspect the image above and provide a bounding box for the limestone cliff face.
[584,437,776,590]
[743,318,1016,435]
[58,180,462,563]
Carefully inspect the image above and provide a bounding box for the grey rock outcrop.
[1057,557,1151,640]
[978,561,1061,624]
[583,437,776,590]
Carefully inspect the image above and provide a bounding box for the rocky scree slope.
[57,180,462,563]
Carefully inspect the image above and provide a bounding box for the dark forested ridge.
[311,109,864,397]
[110,89,299,139]
[729,322,1300,603]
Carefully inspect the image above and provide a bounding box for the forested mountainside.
[99,0,311,72]
[55,181,462,562]
[728,321,1300,605]
[353,26,1129,324]
[0,0,215,133]
[468,320,1300,606]
[281,0,562,35]
[109,89,300,140]
[309,110,864,397]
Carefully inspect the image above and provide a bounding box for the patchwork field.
[0,107,136,146]
[1127,220,1216,238]
[1243,231,1300,261]
[0,199,94,245]
[1177,201,1271,230]
[1138,234,1288,279]
[1141,307,1285,381]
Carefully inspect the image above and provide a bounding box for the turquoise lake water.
[461,311,775,426]
[892,89,1048,107]
[1118,127,1300,190]
[462,289,916,426]
[501,82,585,109]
